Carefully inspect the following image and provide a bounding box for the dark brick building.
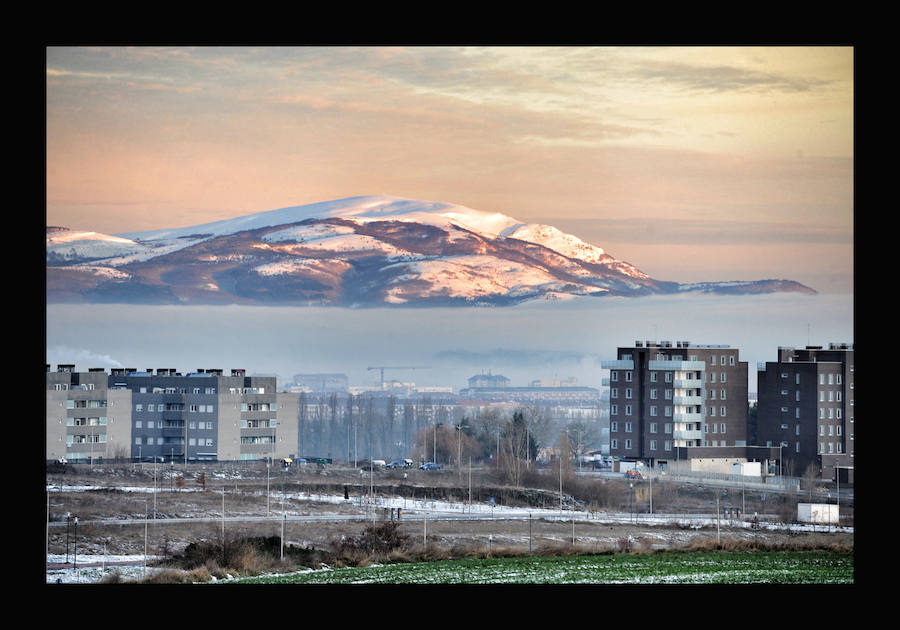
[602,341,748,466]
[757,343,854,479]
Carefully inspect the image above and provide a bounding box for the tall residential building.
[46,365,298,463]
[602,341,748,465]
[47,365,132,463]
[756,343,854,479]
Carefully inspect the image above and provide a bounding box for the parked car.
[624,469,644,480]
[386,460,405,469]
[419,462,441,470]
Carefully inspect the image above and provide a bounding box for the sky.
[45,46,854,294]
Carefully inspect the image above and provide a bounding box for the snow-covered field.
[45,483,851,584]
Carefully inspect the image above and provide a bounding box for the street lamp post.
[629,483,634,523]
[456,423,468,481]
[64,512,71,563]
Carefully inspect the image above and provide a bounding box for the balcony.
[674,378,703,389]
[673,412,703,422]
[674,429,703,441]
[601,360,634,370]
[649,360,706,371]
[674,395,703,406]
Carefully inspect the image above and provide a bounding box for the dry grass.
[48,463,853,584]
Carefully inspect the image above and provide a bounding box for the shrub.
[330,522,411,558]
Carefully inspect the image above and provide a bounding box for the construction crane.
[367,366,431,390]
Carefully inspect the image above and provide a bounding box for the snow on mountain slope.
[116,196,470,242]
[47,195,816,306]
[502,223,605,263]
[383,255,591,303]
[46,229,148,262]
[259,222,415,258]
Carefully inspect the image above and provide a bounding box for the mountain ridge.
[46,195,816,307]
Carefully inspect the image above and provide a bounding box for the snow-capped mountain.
[46,195,816,306]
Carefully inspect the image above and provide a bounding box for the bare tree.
[492,410,539,486]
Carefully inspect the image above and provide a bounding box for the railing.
[649,360,706,371]
[601,360,634,370]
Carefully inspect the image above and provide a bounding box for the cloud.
[552,217,852,247]
[626,59,833,94]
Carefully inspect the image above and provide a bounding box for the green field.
[230,551,853,585]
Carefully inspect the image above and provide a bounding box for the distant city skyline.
[46,46,853,294]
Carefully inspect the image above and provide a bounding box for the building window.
[650,422,657,433]
[650,406,657,416]
[625,405,632,416]
[625,371,632,382]
[611,405,618,416]
[650,440,657,451]
[611,421,618,432]
[611,439,618,449]
[625,439,632,450]
[625,422,632,433]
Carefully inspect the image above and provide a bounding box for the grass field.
[230,550,853,585]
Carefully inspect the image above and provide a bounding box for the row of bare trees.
[297,392,602,471]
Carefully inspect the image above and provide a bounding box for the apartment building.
[47,365,132,463]
[756,343,854,478]
[46,365,299,463]
[601,341,748,466]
